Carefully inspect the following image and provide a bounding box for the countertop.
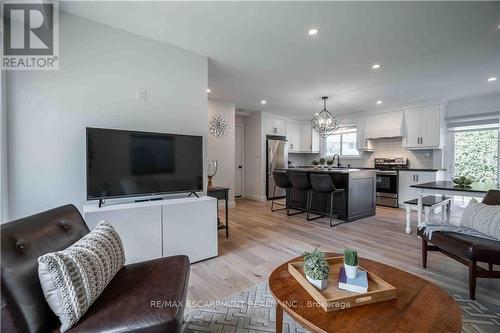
[288,166,440,172]
[279,168,375,174]
[411,181,500,193]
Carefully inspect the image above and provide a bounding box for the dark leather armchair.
[418,190,500,300]
[1,204,190,332]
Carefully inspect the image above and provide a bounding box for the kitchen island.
[282,168,377,222]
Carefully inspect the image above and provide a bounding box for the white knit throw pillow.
[460,198,500,240]
[38,221,125,332]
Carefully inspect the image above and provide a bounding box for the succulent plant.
[311,159,320,166]
[452,176,473,188]
[344,248,358,266]
[303,248,330,280]
[319,158,326,165]
[326,159,334,166]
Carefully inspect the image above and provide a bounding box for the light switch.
[137,88,146,102]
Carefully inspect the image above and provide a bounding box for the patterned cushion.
[460,198,500,240]
[38,221,125,332]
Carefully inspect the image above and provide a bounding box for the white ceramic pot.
[344,264,358,279]
[306,275,328,290]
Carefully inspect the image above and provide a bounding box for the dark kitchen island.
[283,168,377,222]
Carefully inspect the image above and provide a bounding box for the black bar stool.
[309,174,347,227]
[288,171,312,217]
[271,171,292,213]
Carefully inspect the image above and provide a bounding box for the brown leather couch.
[418,190,500,300]
[1,204,190,332]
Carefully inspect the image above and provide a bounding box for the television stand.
[187,191,199,198]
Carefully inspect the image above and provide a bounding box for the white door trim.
[235,123,245,198]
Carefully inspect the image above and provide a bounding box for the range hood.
[364,110,404,139]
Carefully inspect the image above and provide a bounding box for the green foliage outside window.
[454,129,498,183]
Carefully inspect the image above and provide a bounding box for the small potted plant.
[344,248,358,279]
[311,160,320,168]
[303,248,330,290]
[319,158,326,168]
[326,159,334,169]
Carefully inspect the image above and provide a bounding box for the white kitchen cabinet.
[356,119,374,152]
[299,123,320,153]
[402,105,443,149]
[287,121,301,152]
[311,128,320,152]
[398,171,437,206]
[266,116,286,136]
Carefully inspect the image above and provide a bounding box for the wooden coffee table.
[269,253,462,333]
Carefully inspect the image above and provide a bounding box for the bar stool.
[288,171,312,217]
[309,174,347,227]
[271,171,292,213]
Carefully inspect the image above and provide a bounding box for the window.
[447,114,499,183]
[325,127,360,157]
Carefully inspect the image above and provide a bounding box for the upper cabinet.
[355,118,375,151]
[299,123,320,153]
[402,105,443,149]
[287,121,301,152]
[265,116,286,136]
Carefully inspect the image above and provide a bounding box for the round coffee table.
[269,253,462,333]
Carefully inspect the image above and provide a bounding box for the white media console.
[83,196,218,264]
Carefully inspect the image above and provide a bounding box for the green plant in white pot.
[344,248,358,279]
[303,248,330,290]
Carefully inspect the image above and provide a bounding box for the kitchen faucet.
[332,154,341,167]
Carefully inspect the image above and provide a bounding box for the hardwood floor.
[187,199,500,305]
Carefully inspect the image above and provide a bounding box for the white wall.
[243,112,265,201]
[207,99,236,207]
[447,92,500,118]
[7,12,208,219]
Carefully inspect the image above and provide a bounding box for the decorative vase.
[306,275,328,290]
[207,161,218,189]
[344,264,358,279]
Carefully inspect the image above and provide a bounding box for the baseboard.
[243,193,267,202]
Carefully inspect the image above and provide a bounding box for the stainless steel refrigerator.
[266,135,288,200]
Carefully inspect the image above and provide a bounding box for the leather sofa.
[1,204,190,332]
[418,190,500,299]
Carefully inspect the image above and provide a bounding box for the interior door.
[235,124,243,197]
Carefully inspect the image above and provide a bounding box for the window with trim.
[324,126,360,157]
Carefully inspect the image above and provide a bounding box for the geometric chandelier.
[311,96,339,138]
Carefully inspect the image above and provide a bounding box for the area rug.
[183,282,500,333]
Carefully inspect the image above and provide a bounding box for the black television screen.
[87,128,203,200]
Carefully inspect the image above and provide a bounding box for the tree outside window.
[325,127,360,157]
[453,129,498,183]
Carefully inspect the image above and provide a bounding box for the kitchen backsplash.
[289,137,443,170]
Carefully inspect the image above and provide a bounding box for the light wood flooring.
[187,199,500,305]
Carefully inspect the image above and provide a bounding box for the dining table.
[410,181,500,225]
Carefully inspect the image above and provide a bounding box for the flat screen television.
[86,127,203,200]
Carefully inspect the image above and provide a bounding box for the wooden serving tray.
[288,256,397,312]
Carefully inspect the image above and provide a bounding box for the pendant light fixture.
[311,96,339,138]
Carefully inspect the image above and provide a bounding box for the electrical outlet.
[137,88,146,102]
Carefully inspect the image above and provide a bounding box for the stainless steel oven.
[374,158,408,208]
[376,170,399,207]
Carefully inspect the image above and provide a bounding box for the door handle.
[416,175,419,182]
[238,166,242,169]
[413,175,415,182]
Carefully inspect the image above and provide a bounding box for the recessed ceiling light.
[372,64,381,69]
[308,28,319,36]
[261,100,267,105]
[206,88,211,93]
[314,112,319,116]
[376,100,383,105]
[487,77,497,82]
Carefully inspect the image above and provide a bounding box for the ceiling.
[61,1,500,119]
